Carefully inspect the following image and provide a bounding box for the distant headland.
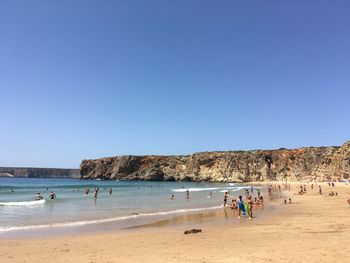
[0,167,80,179]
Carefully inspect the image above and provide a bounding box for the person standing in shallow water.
[248,196,254,219]
[186,190,190,200]
[35,193,43,200]
[109,188,112,195]
[223,191,228,207]
[245,189,249,198]
[94,188,98,198]
[49,191,56,199]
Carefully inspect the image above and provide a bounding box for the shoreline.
[0,181,333,239]
[0,182,277,239]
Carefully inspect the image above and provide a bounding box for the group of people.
[33,181,350,217]
[298,184,308,195]
[34,186,115,201]
[169,187,264,220]
[82,187,113,197]
[328,191,338,196]
[296,183,323,196]
[284,198,292,204]
[297,182,342,197]
[225,188,264,219]
[328,182,336,187]
[266,184,293,204]
[35,191,56,200]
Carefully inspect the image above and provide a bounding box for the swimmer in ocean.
[93,188,98,198]
[49,191,56,199]
[35,193,43,200]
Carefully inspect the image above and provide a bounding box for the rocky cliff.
[80,141,350,182]
[0,167,80,178]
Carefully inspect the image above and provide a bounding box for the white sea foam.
[171,186,247,193]
[218,186,262,193]
[171,187,220,192]
[0,205,222,233]
[0,200,46,207]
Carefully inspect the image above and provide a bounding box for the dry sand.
[1,182,350,263]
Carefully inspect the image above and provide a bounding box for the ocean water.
[0,178,255,236]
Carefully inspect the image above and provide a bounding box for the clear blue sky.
[1,1,349,168]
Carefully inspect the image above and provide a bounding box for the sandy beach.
[1,182,350,263]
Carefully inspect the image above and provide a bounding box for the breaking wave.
[171,186,247,193]
[0,200,46,207]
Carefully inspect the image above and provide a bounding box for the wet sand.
[1,182,350,263]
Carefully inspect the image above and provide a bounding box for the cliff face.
[0,167,80,178]
[80,141,350,182]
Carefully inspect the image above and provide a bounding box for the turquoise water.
[0,178,252,236]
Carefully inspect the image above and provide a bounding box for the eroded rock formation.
[80,141,350,182]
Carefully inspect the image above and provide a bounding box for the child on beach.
[259,196,264,209]
[230,199,237,210]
